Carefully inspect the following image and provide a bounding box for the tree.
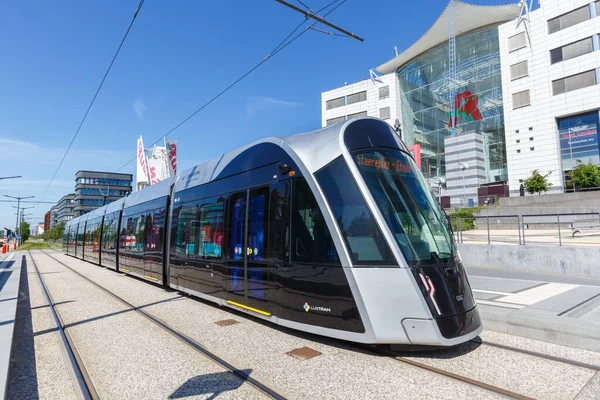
[20,221,30,242]
[568,159,600,189]
[524,169,552,195]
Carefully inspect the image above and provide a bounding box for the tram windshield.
[352,148,454,266]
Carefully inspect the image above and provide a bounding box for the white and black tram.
[63,117,482,346]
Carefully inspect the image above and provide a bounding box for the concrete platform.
[0,252,22,399]
[468,268,600,352]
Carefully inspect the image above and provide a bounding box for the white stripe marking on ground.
[476,299,525,309]
[472,289,512,296]
[494,283,579,306]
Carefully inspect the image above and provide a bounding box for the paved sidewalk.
[0,252,22,399]
[468,266,600,352]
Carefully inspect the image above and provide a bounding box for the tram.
[63,117,482,346]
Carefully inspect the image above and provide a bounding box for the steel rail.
[471,338,600,371]
[27,251,99,400]
[37,250,287,400]
[394,356,534,400]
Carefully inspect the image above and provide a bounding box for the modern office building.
[499,0,600,194]
[321,0,600,206]
[55,194,76,225]
[74,170,133,216]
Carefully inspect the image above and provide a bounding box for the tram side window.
[175,204,201,257]
[291,179,340,265]
[197,199,224,259]
[269,182,290,263]
[315,157,395,265]
[147,208,165,253]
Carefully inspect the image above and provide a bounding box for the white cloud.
[133,99,146,120]
[246,96,301,115]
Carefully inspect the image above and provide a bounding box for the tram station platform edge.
[0,251,22,399]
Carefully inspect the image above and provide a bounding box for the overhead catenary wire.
[115,0,351,173]
[37,0,146,204]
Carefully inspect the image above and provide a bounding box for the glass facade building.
[397,27,507,186]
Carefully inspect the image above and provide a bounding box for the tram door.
[227,187,271,314]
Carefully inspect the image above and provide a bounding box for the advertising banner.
[559,123,598,159]
[136,136,150,187]
[166,140,177,175]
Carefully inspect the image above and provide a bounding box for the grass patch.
[19,242,62,250]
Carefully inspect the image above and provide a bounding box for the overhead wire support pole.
[275,0,364,42]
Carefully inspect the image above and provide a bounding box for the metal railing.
[451,212,600,247]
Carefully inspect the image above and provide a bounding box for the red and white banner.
[166,140,177,175]
[136,136,149,187]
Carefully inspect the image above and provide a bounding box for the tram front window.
[352,148,453,266]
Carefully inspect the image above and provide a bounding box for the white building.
[321,73,401,128]
[499,0,600,194]
[321,0,600,206]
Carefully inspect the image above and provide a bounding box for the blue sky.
[0,0,523,228]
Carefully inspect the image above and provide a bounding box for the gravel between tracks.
[39,251,535,399]
[30,251,266,400]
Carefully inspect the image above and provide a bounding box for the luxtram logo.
[303,302,331,313]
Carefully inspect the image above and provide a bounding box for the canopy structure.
[376,0,521,74]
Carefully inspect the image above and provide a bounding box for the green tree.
[20,221,30,242]
[568,159,600,189]
[524,169,552,195]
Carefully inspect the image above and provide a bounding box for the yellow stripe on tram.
[226,300,271,316]
[144,275,159,281]
[121,268,130,273]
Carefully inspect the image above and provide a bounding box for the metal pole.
[16,198,20,235]
[517,215,522,245]
[522,217,526,245]
[487,215,491,244]
[557,214,562,247]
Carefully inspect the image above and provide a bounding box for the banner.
[136,136,150,187]
[166,140,177,175]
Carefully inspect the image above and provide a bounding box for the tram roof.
[174,120,347,193]
[123,177,174,209]
[104,197,126,214]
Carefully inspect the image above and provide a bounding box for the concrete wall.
[458,243,600,278]
[476,191,600,220]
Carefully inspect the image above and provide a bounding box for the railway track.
[35,250,286,400]
[28,251,98,400]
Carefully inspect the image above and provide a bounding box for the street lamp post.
[4,194,35,234]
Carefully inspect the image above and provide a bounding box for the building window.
[326,96,345,110]
[326,116,345,126]
[517,149,521,153]
[529,127,533,131]
[516,129,520,133]
[508,32,527,52]
[530,147,534,151]
[347,111,367,120]
[529,137,534,141]
[379,86,390,99]
[516,139,520,143]
[550,37,594,64]
[548,5,591,34]
[512,90,530,109]
[379,107,391,120]
[347,91,367,105]
[552,70,597,95]
[510,61,528,80]
[597,1,600,17]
